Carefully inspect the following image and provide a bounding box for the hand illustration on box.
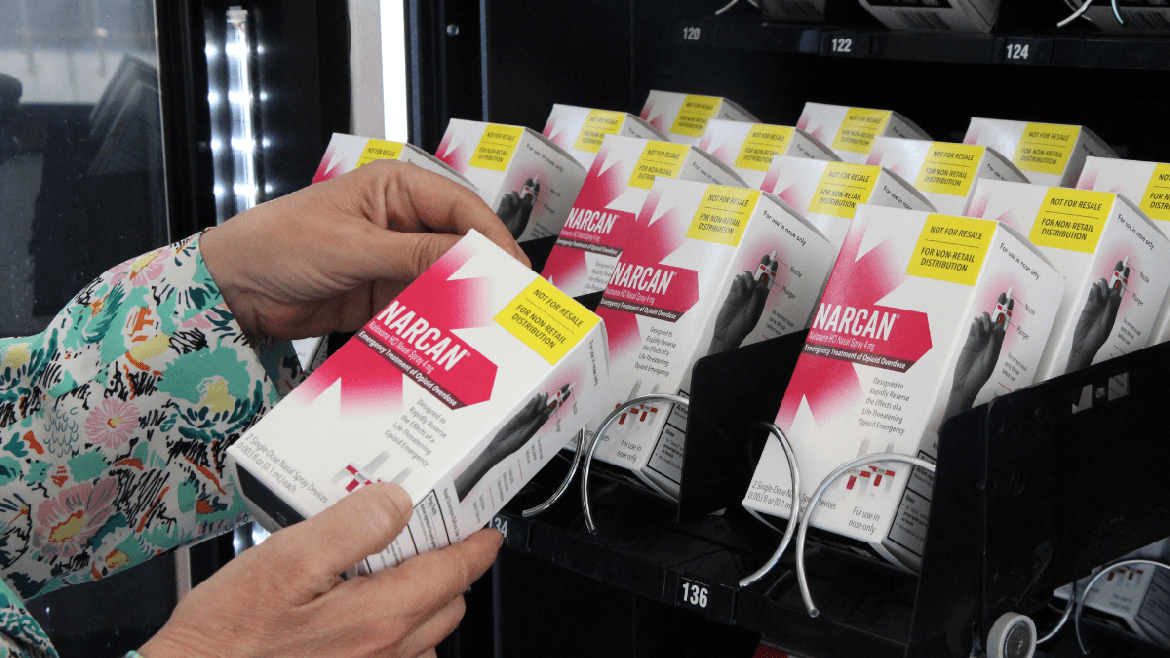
[707,252,777,355]
[453,390,555,501]
[1066,260,1127,373]
[944,290,1012,419]
[496,177,540,239]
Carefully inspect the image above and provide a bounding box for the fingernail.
[382,483,413,516]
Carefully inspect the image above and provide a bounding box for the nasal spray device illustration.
[547,383,574,412]
[331,452,411,493]
[753,251,778,284]
[1109,256,1130,291]
[992,287,1014,325]
[522,176,539,202]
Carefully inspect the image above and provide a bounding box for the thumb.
[280,482,414,585]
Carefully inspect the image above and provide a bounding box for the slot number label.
[1005,43,1029,60]
[679,579,709,609]
[831,37,853,53]
[490,515,508,540]
[682,26,702,41]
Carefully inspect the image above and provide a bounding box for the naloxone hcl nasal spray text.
[761,156,936,250]
[541,134,747,298]
[698,119,838,190]
[1077,156,1170,344]
[435,119,587,243]
[743,206,1064,572]
[591,178,835,498]
[967,179,1170,379]
[963,118,1116,188]
[543,104,669,169]
[865,137,1028,215]
[796,103,931,165]
[228,231,609,573]
[312,133,479,191]
[639,90,758,146]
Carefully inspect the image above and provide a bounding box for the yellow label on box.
[495,278,599,365]
[734,124,794,172]
[906,214,995,286]
[807,162,880,219]
[1139,163,1170,223]
[669,95,721,138]
[470,124,525,171]
[1030,188,1112,253]
[357,139,404,167]
[628,142,690,190]
[686,186,759,247]
[914,143,985,197]
[574,110,625,154]
[1012,123,1081,176]
[830,108,891,155]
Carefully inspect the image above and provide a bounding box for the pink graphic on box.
[795,115,811,131]
[640,101,666,131]
[436,133,471,174]
[701,141,734,168]
[541,141,636,286]
[1076,168,1098,190]
[543,114,565,146]
[962,131,979,146]
[597,191,700,358]
[965,192,991,219]
[777,219,933,429]
[864,149,885,167]
[295,241,498,412]
[312,144,348,184]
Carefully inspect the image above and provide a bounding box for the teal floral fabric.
[0,233,300,656]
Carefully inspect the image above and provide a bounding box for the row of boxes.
[237,90,1170,644]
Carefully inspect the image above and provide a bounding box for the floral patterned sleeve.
[0,232,302,657]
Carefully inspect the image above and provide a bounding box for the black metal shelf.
[493,332,1170,658]
[671,15,1170,70]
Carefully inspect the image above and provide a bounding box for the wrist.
[199,227,262,342]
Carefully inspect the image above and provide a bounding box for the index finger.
[358,160,529,266]
[372,528,503,621]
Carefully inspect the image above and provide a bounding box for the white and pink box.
[592,178,836,498]
[1078,156,1170,343]
[542,135,746,298]
[743,206,1065,572]
[228,230,609,572]
[796,103,931,165]
[312,133,478,191]
[435,119,587,242]
[968,180,1170,380]
[639,90,758,146]
[963,118,1116,188]
[1055,539,1170,647]
[699,119,838,190]
[543,104,668,169]
[865,137,1028,215]
[762,155,936,249]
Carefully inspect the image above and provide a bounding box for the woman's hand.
[200,160,529,342]
[138,483,502,658]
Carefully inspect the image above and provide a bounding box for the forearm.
[453,448,504,501]
[1065,346,1096,373]
[0,233,301,601]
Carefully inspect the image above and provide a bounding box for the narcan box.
[796,103,931,165]
[543,104,668,169]
[744,207,1064,572]
[859,0,1001,32]
[762,155,936,250]
[542,134,746,298]
[229,231,609,572]
[963,118,1116,188]
[1078,155,1170,343]
[592,178,835,498]
[968,179,1170,380]
[866,137,1028,215]
[699,119,838,190]
[312,133,478,192]
[639,90,758,146]
[435,119,587,243]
